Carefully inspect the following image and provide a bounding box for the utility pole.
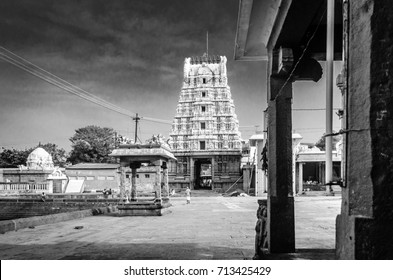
[133,113,141,144]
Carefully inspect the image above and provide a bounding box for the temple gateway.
[168,55,243,191]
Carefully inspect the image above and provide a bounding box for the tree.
[314,133,342,151]
[68,125,116,164]
[0,148,33,168]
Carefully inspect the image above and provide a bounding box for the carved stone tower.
[168,55,243,191]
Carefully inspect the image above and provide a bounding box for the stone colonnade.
[119,159,170,204]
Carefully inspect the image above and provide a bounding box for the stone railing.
[0,182,50,193]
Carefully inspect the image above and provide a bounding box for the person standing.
[41,192,46,202]
[185,187,191,204]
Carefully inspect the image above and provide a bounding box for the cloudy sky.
[0,0,342,151]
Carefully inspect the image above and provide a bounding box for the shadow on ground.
[0,241,335,260]
[0,241,251,260]
[258,249,335,260]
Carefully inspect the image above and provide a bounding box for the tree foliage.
[68,125,116,164]
[314,133,342,151]
[0,148,33,168]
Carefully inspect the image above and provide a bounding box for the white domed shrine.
[26,147,54,170]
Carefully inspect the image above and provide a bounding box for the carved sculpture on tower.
[169,55,242,152]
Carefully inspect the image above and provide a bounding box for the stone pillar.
[320,163,325,185]
[298,163,304,194]
[189,157,194,189]
[263,172,267,193]
[291,139,301,194]
[336,0,393,259]
[162,161,169,198]
[255,155,259,197]
[153,160,162,203]
[211,157,215,190]
[256,139,265,196]
[130,162,141,202]
[130,168,136,202]
[267,75,295,253]
[292,153,297,195]
[242,165,252,193]
[119,166,126,201]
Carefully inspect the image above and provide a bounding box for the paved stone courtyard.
[0,195,341,260]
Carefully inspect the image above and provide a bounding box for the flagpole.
[206,31,209,56]
[325,0,334,194]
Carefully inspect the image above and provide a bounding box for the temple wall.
[336,0,393,259]
[1,169,52,183]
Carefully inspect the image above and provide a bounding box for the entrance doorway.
[194,158,213,190]
[52,180,63,193]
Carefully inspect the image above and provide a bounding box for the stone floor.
[0,194,341,260]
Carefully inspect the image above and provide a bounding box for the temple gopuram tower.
[168,55,242,191]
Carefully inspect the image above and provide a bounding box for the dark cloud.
[1,0,241,93]
[0,0,238,56]
[0,0,239,92]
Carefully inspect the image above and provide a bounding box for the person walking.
[185,187,191,204]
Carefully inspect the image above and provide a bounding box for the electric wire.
[0,53,135,117]
[0,47,126,111]
[0,49,133,117]
[0,47,172,125]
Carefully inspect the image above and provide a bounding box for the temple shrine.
[109,136,175,216]
[0,147,67,194]
[168,55,243,191]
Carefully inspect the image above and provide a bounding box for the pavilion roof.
[109,144,176,162]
